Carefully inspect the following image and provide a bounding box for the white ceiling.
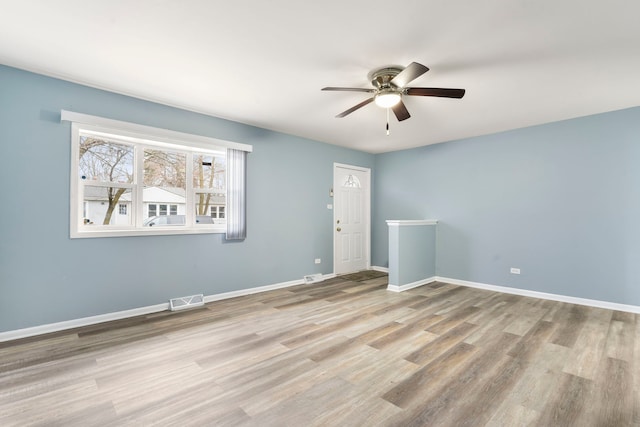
[1,1,638,153]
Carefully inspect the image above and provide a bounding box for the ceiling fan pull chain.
[386,108,390,135]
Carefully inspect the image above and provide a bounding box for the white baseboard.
[387,276,437,293]
[0,273,336,343]
[6,272,637,343]
[204,273,335,303]
[0,303,169,343]
[436,276,640,314]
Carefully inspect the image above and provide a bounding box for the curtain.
[226,148,247,240]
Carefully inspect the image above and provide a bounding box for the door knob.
[336,227,342,232]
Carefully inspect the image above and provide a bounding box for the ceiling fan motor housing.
[369,66,404,91]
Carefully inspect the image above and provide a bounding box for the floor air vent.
[169,294,204,311]
[304,273,323,284]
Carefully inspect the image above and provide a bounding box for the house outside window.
[210,205,226,219]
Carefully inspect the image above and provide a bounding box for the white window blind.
[226,148,247,240]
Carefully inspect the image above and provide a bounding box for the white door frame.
[333,162,371,275]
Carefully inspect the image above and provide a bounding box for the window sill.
[70,226,225,239]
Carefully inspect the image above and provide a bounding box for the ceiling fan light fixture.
[375,90,401,108]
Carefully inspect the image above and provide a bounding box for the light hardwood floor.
[1,273,638,426]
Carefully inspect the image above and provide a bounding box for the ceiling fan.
[322,62,465,122]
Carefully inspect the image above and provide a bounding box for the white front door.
[334,164,370,275]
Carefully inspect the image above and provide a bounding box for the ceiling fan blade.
[392,100,411,121]
[405,87,466,98]
[322,87,376,93]
[336,97,375,118]
[390,62,429,88]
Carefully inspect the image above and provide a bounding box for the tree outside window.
[79,137,133,225]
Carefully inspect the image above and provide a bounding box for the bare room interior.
[1,1,639,426]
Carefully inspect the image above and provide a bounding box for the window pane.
[144,149,186,188]
[118,204,127,215]
[219,206,225,219]
[82,186,132,226]
[195,192,211,216]
[143,215,185,227]
[343,174,361,188]
[193,154,226,191]
[143,149,186,222]
[148,204,157,217]
[193,154,226,222]
[79,137,133,183]
[194,193,225,225]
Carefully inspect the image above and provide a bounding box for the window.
[193,154,226,226]
[209,205,225,220]
[75,132,224,235]
[148,203,179,217]
[343,174,361,188]
[66,111,251,238]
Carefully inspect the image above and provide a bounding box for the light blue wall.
[373,107,640,306]
[0,65,374,332]
[2,63,638,333]
[388,224,436,286]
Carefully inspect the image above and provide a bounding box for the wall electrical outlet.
[510,268,521,274]
[315,258,321,264]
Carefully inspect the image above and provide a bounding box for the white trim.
[204,274,336,303]
[386,220,438,226]
[383,273,640,314]
[371,266,389,273]
[0,273,336,343]
[387,276,437,292]
[0,303,169,343]
[71,226,225,239]
[436,276,640,314]
[333,162,370,172]
[61,110,253,153]
[8,272,637,343]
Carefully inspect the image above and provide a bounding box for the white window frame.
[64,111,252,239]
